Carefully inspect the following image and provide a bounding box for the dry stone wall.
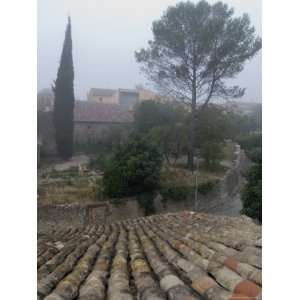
[38,200,144,231]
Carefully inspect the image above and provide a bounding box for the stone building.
[87,87,159,108]
[73,101,133,144]
[86,88,119,104]
[37,98,133,155]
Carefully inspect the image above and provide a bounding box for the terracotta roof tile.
[38,212,262,299]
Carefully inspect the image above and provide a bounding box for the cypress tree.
[53,16,75,159]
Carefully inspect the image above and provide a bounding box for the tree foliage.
[103,134,163,198]
[237,132,262,163]
[135,0,261,169]
[148,123,188,166]
[200,141,224,169]
[53,17,75,159]
[195,105,232,168]
[134,100,185,133]
[134,100,188,165]
[195,105,234,144]
[241,162,262,222]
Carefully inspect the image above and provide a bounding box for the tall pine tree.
[53,16,75,159]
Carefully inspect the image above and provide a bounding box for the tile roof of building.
[74,101,133,123]
[38,212,262,300]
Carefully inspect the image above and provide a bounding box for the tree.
[134,100,188,165]
[237,132,262,162]
[148,123,188,166]
[241,162,262,222]
[195,105,234,144]
[135,1,261,169]
[53,17,75,159]
[194,105,233,168]
[200,141,224,169]
[134,100,185,133]
[103,134,163,198]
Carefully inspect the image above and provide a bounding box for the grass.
[38,172,103,205]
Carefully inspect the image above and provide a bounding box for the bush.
[241,162,262,222]
[160,184,191,202]
[137,192,156,216]
[89,152,112,171]
[103,134,163,198]
[201,142,224,169]
[197,180,217,195]
[247,147,262,163]
[237,132,262,152]
[95,177,105,201]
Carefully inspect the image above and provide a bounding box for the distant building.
[87,87,160,108]
[37,88,54,112]
[37,91,133,155]
[118,89,139,107]
[136,86,160,102]
[73,101,133,144]
[87,88,119,104]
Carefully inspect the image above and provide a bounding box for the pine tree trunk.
[187,67,197,171]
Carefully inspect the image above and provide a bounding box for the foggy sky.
[38,0,261,101]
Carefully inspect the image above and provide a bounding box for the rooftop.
[38,212,262,300]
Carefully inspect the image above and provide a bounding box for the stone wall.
[37,111,57,156]
[38,111,130,155]
[74,122,127,145]
[38,203,108,231]
[38,200,144,231]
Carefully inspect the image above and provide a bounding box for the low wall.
[38,200,144,231]
[38,203,108,231]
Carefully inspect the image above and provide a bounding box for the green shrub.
[160,184,191,202]
[201,142,224,169]
[237,132,262,152]
[103,134,163,198]
[241,162,262,222]
[95,177,105,201]
[137,192,156,216]
[89,152,112,171]
[197,180,217,195]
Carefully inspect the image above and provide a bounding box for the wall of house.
[119,92,139,108]
[73,122,129,145]
[37,111,57,156]
[138,89,159,101]
[88,94,119,104]
[37,109,131,154]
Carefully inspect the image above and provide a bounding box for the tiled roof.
[89,88,117,97]
[37,212,262,300]
[74,101,133,123]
